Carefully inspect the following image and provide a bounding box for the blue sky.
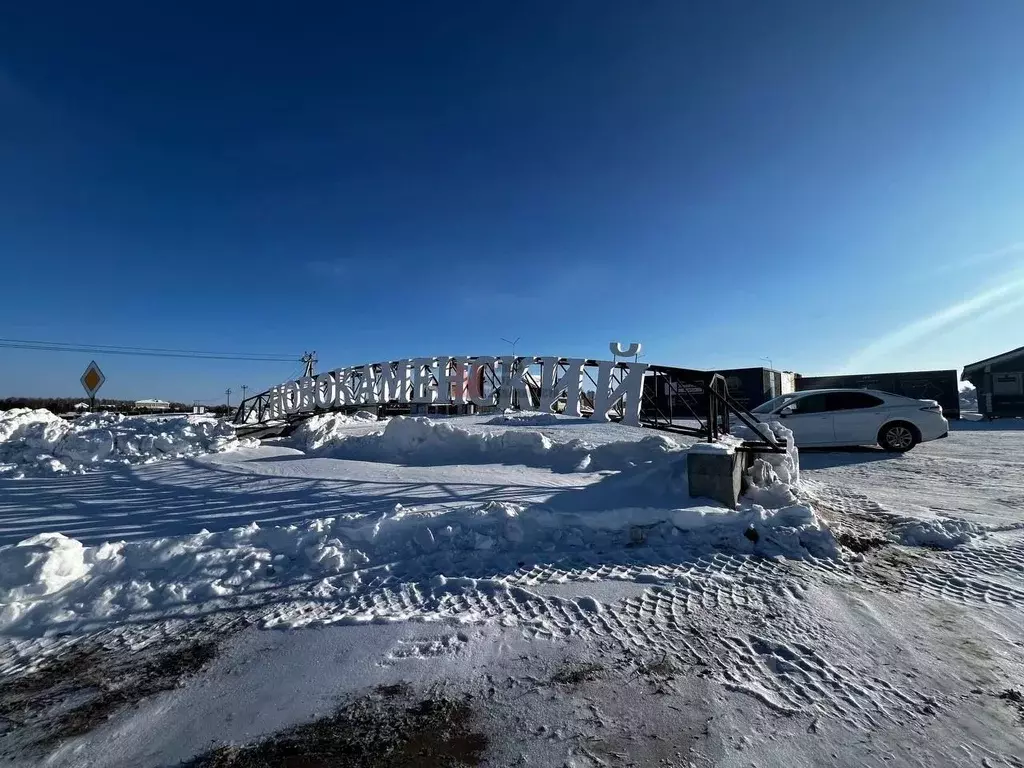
[2,1,1023,402]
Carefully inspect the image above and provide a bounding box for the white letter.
[499,356,537,410]
[592,360,649,426]
[539,357,585,416]
[265,386,283,420]
[333,368,353,406]
[283,380,303,414]
[450,357,470,404]
[468,357,498,407]
[380,360,411,402]
[352,364,376,404]
[314,372,336,408]
[410,358,436,404]
[434,357,455,404]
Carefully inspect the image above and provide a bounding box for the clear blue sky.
[2,1,1023,403]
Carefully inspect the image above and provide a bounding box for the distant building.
[961,346,1024,419]
[135,399,171,411]
[73,402,90,410]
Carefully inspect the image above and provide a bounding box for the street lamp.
[761,356,774,371]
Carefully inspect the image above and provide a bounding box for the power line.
[0,337,296,358]
[0,338,297,362]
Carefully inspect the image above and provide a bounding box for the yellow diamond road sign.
[81,361,106,398]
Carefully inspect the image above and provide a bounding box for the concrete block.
[687,449,744,508]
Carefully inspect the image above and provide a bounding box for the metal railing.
[638,367,786,451]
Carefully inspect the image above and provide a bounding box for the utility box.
[687,446,743,508]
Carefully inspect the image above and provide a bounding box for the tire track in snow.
[811,483,1024,610]
[253,547,934,730]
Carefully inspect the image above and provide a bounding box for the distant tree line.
[0,397,232,417]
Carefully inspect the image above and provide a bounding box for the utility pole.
[301,351,318,379]
[500,337,520,358]
[241,384,248,402]
[225,388,232,408]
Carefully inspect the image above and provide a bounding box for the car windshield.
[751,393,802,414]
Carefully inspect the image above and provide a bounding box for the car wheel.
[878,422,919,453]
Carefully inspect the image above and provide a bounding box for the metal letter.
[592,361,649,426]
[410,358,436,404]
[380,360,411,402]
[314,372,336,408]
[609,342,642,358]
[539,357,585,416]
[468,357,498,407]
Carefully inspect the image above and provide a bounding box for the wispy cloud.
[841,270,1024,373]
[939,241,1024,273]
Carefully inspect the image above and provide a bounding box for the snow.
[483,410,576,427]
[0,409,254,477]
[687,438,739,454]
[2,414,1023,767]
[0,428,832,636]
[296,414,685,472]
[894,517,982,549]
[0,533,90,602]
[288,410,378,451]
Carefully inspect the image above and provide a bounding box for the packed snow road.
[0,413,1022,767]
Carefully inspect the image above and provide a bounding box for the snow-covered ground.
[0,409,254,478]
[0,413,1022,766]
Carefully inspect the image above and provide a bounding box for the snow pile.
[483,411,570,427]
[959,387,977,410]
[291,411,379,451]
[0,519,363,633]
[0,488,838,635]
[0,409,254,477]
[301,416,683,472]
[0,533,91,601]
[895,517,982,550]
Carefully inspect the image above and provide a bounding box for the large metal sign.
[261,356,650,426]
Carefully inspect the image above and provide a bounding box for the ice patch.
[298,415,683,472]
[0,409,255,477]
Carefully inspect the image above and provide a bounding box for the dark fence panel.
[642,366,779,417]
[719,367,774,411]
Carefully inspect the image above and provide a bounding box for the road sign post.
[80,361,106,410]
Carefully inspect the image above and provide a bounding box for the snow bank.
[300,416,683,472]
[483,411,570,427]
[895,518,982,550]
[0,488,837,635]
[0,519,360,633]
[290,411,379,451]
[0,409,254,477]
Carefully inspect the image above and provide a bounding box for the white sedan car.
[748,389,949,452]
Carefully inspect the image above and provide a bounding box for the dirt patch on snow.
[996,688,1024,722]
[836,530,889,554]
[549,661,605,686]
[182,683,488,768]
[0,638,220,754]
